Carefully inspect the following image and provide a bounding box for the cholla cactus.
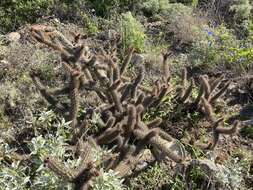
[28,25,185,189]
[26,26,241,189]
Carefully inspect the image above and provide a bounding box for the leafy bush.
[188,165,206,189]
[0,160,31,190]
[129,163,172,189]
[0,110,124,189]
[86,0,143,17]
[87,0,119,17]
[240,125,253,138]
[216,157,249,189]
[230,0,252,22]
[159,3,205,49]
[188,23,253,72]
[91,169,124,190]
[0,111,72,189]
[189,25,234,67]
[80,12,99,35]
[229,0,253,37]
[0,0,53,33]
[0,0,92,33]
[120,12,146,52]
[198,0,252,28]
[45,0,87,24]
[174,0,199,7]
[165,2,193,15]
[225,44,253,71]
[141,0,170,16]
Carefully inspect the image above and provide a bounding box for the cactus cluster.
[28,25,240,189]
[171,69,240,150]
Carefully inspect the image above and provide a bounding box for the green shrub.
[120,12,146,52]
[188,165,206,189]
[168,175,185,190]
[230,0,252,22]
[188,23,253,71]
[81,12,99,35]
[0,113,72,189]
[0,108,11,129]
[48,0,88,22]
[141,0,170,16]
[0,0,90,33]
[92,169,124,190]
[229,0,253,36]
[129,163,172,189]
[240,125,253,139]
[0,111,122,189]
[0,0,53,33]
[188,25,235,67]
[174,0,199,7]
[225,45,253,71]
[87,0,119,17]
[216,157,248,189]
[161,3,204,47]
[87,0,144,17]
[165,2,193,15]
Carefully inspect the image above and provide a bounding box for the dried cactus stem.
[162,52,171,82]
[120,47,134,75]
[74,163,100,190]
[201,97,214,122]
[30,74,66,112]
[132,129,157,156]
[200,75,211,99]
[210,82,230,103]
[96,126,122,145]
[133,126,183,163]
[211,120,239,149]
[69,74,80,129]
[180,79,194,103]
[130,66,144,99]
[44,157,75,181]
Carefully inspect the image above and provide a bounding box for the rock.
[0,60,10,70]
[7,32,21,42]
[98,29,118,41]
[52,18,60,24]
[130,53,164,66]
[130,53,145,65]
[168,140,186,159]
[0,34,5,40]
[155,140,186,162]
[242,119,253,126]
[143,53,164,65]
[190,159,225,174]
[0,59,8,64]
[240,104,253,119]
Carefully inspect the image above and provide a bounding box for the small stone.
[7,32,21,42]
[0,60,10,69]
[53,18,60,24]
[240,104,253,119]
[190,159,225,174]
[131,53,145,65]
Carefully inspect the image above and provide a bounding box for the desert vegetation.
[0,0,253,189]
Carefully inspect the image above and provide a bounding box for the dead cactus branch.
[200,97,240,150]
[174,69,230,116]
